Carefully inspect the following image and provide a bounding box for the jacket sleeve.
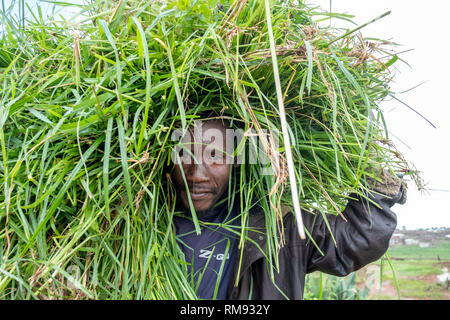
[304,177,406,276]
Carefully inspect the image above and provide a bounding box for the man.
[170,118,406,300]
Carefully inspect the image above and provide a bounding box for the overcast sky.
[312,0,450,229]
[3,0,450,229]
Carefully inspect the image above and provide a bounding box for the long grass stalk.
[264,0,305,239]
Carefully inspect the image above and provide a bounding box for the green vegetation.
[304,241,450,300]
[304,272,369,300]
[363,241,450,300]
[374,260,447,300]
[389,242,450,260]
[0,0,418,299]
[381,259,442,278]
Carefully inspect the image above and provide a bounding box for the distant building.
[405,239,419,245]
[419,242,430,248]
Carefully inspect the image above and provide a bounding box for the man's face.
[172,120,233,213]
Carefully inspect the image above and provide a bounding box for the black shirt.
[174,200,239,299]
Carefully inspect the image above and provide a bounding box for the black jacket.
[226,188,404,300]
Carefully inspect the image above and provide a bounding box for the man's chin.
[180,198,214,214]
[192,201,215,213]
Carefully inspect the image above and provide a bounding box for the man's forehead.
[194,119,227,131]
[187,119,228,143]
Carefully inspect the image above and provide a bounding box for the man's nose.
[185,162,209,183]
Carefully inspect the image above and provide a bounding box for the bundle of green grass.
[0,0,417,299]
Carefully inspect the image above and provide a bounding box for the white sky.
[3,0,450,229]
[312,0,450,229]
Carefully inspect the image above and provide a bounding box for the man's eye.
[206,150,225,164]
[179,152,192,164]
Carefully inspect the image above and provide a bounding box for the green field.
[305,240,450,300]
[389,241,450,260]
[367,240,450,300]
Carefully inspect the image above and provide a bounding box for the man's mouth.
[189,190,211,200]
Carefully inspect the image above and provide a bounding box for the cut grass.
[0,0,419,299]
